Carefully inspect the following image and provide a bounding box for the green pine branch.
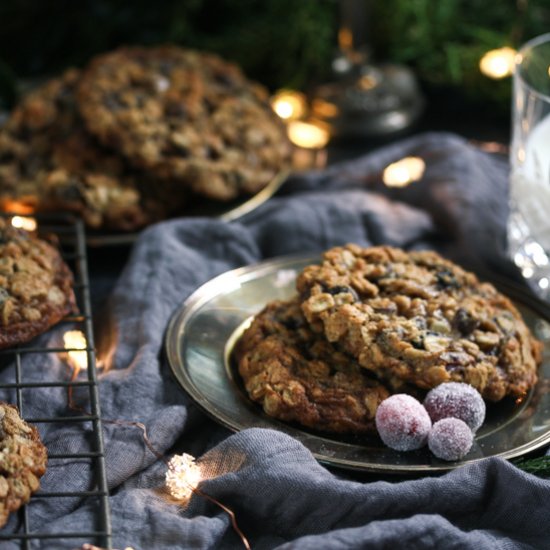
[513,456,550,478]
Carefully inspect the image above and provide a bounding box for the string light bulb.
[287,120,330,149]
[10,216,37,231]
[479,47,516,79]
[165,453,202,503]
[383,157,426,187]
[270,90,307,121]
[63,330,88,373]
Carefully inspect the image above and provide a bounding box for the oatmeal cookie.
[234,297,390,433]
[0,218,76,349]
[0,70,182,230]
[0,402,47,528]
[298,245,543,401]
[76,46,292,201]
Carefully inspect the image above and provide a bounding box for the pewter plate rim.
[165,255,550,474]
[84,170,290,247]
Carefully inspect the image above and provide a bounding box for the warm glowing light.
[63,330,88,373]
[270,90,307,121]
[2,201,35,215]
[287,120,330,149]
[311,98,339,119]
[479,47,516,79]
[338,27,353,51]
[358,74,379,90]
[10,216,37,231]
[383,157,426,187]
[165,453,202,502]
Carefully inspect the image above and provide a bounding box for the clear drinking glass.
[508,33,550,299]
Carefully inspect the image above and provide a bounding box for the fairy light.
[165,453,203,503]
[10,215,37,231]
[311,98,339,119]
[270,90,307,121]
[70,407,251,549]
[479,47,516,79]
[287,120,330,149]
[62,337,250,547]
[1,200,35,215]
[63,330,88,373]
[383,156,426,187]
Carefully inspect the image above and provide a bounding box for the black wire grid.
[0,214,112,549]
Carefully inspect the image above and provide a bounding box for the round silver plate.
[165,255,550,473]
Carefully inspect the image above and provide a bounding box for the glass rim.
[515,33,550,103]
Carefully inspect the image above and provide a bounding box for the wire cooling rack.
[0,213,112,549]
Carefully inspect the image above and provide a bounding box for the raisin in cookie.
[234,297,390,433]
[0,402,47,527]
[0,218,76,349]
[76,46,292,201]
[298,245,542,402]
[0,70,181,230]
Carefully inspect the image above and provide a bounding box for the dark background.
[1,0,548,300]
[1,0,549,150]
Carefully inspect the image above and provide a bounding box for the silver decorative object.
[312,0,424,138]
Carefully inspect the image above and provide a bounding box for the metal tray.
[165,255,550,474]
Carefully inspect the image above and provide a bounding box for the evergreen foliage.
[0,1,549,112]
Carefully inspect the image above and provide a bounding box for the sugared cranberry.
[424,382,485,432]
[428,418,473,461]
[375,394,432,451]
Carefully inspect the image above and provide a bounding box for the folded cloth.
[9,132,550,549]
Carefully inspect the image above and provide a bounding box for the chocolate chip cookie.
[234,297,390,433]
[298,245,542,402]
[0,70,181,231]
[77,46,292,201]
[0,402,47,527]
[0,217,76,349]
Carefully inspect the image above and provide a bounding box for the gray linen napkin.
[6,132,550,549]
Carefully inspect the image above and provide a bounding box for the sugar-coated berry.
[375,394,432,451]
[423,382,486,432]
[428,418,473,461]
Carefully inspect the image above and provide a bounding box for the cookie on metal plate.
[0,70,181,231]
[76,46,292,201]
[234,297,390,433]
[298,245,542,401]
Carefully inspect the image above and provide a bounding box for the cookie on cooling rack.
[0,70,183,231]
[234,297,390,434]
[0,217,76,349]
[0,402,47,528]
[297,245,543,402]
[76,45,292,201]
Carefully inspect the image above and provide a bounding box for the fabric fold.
[4,132,547,549]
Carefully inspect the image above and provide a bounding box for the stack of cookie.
[0,46,292,231]
[235,245,543,435]
[0,218,77,526]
